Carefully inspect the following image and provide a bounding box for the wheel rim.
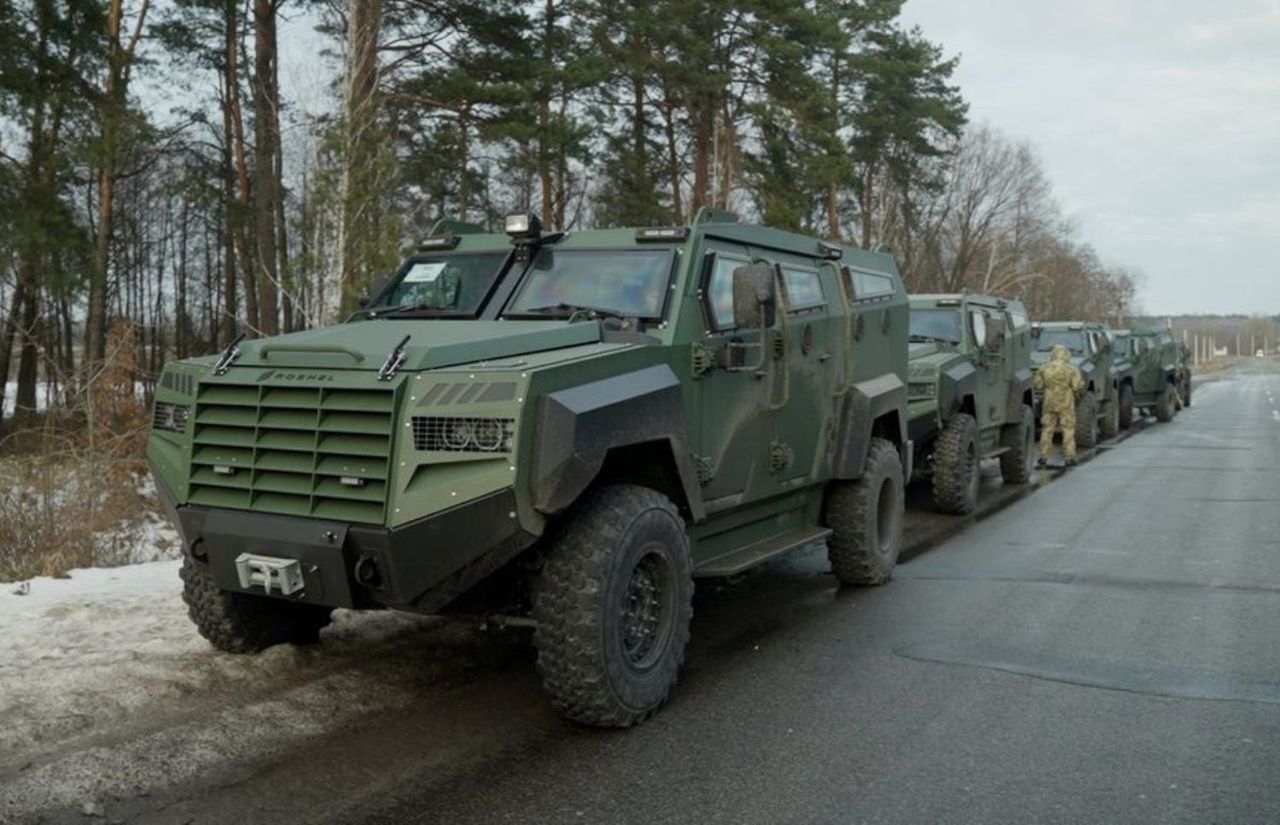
[620,546,675,672]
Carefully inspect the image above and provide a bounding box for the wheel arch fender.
[530,364,705,522]
[1006,366,1033,419]
[939,361,978,419]
[832,373,909,481]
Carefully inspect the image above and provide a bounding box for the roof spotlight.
[504,212,541,239]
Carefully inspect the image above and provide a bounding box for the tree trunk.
[225,0,257,332]
[89,0,151,366]
[659,82,682,224]
[690,96,713,214]
[0,282,23,421]
[252,0,279,335]
[220,64,239,346]
[339,0,383,315]
[537,0,554,226]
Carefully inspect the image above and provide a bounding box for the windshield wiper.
[527,303,634,323]
[909,334,956,346]
[370,303,461,318]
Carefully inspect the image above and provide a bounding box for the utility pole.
[1194,334,1200,367]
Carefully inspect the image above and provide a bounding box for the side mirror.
[358,276,391,309]
[732,263,777,330]
[985,322,1004,349]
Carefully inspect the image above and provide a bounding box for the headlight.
[152,401,189,432]
[413,417,515,453]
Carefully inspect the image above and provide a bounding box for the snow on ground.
[0,559,520,822]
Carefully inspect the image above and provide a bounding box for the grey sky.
[902,0,1280,315]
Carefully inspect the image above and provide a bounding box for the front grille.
[187,382,395,524]
[908,382,936,398]
[153,401,190,432]
[412,416,514,453]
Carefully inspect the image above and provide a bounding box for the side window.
[850,268,896,299]
[1008,308,1029,330]
[781,266,824,312]
[704,254,748,332]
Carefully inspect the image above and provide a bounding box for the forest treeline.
[0,0,1141,424]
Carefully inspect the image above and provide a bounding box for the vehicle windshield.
[506,248,673,319]
[1035,328,1088,354]
[377,253,508,315]
[909,308,963,344]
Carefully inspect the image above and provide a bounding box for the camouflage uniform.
[1034,344,1085,461]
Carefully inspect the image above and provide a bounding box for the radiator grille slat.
[187,381,394,524]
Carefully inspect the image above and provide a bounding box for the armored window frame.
[778,265,826,315]
[849,268,896,300]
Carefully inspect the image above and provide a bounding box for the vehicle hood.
[908,343,961,377]
[1031,351,1086,367]
[228,320,604,373]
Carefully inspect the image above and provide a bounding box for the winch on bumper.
[156,472,535,613]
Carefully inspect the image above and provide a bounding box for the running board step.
[694,527,833,577]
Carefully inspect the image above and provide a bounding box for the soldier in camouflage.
[1035,344,1085,466]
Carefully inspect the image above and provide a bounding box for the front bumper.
[153,468,536,613]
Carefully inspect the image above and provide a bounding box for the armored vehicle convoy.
[1114,329,1185,425]
[148,209,912,727]
[906,294,1035,514]
[1030,321,1119,448]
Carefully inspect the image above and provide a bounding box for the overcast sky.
[901,0,1280,316]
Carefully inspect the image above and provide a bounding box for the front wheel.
[1075,392,1099,449]
[1156,383,1177,422]
[825,438,905,585]
[532,484,693,728]
[932,413,980,514]
[180,557,333,653]
[1000,405,1035,485]
[1118,384,1135,430]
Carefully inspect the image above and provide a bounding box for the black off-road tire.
[1000,405,1036,485]
[1156,383,1176,422]
[1118,383,1135,430]
[531,484,693,728]
[1075,392,1099,449]
[1099,395,1120,439]
[179,557,333,653]
[1182,378,1192,408]
[825,438,905,585]
[931,413,980,514]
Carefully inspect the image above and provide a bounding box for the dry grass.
[0,321,172,582]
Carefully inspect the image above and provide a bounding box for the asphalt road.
[39,361,1280,824]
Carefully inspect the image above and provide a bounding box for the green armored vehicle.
[148,209,913,727]
[1113,329,1185,425]
[906,294,1036,514]
[1031,321,1120,448]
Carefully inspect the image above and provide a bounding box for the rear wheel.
[1118,383,1135,429]
[531,484,693,727]
[1000,405,1035,485]
[825,438,905,585]
[1182,377,1193,408]
[1075,391,1099,449]
[179,557,333,654]
[1156,383,1176,422]
[932,413,980,514]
